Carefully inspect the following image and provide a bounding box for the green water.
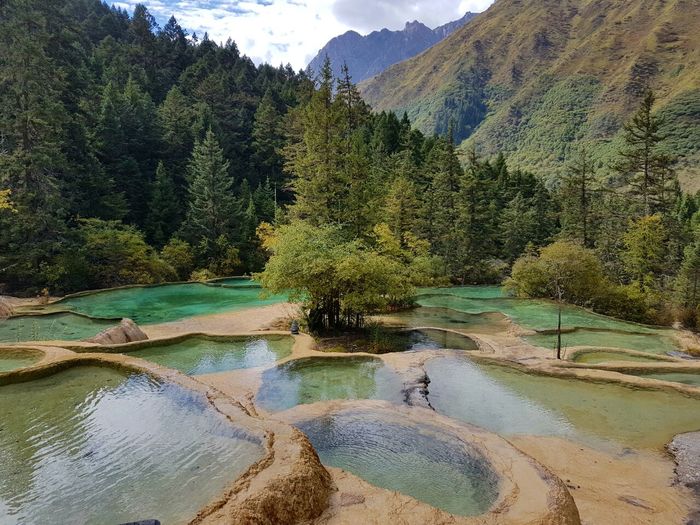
[54,282,286,324]
[419,286,508,299]
[0,313,116,343]
[572,350,670,364]
[425,355,700,450]
[256,356,404,412]
[0,350,39,372]
[415,287,681,355]
[0,366,263,524]
[206,278,259,287]
[406,329,479,351]
[417,292,658,333]
[627,371,700,387]
[297,409,499,516]
[127,335,294,375]
[384,307,508,334]
[527,330,679,355]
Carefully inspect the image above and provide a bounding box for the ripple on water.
[426,355,700,450]
[296,409,499,516]
[256,356,405,412]
[0,366,263,524]
[126,335,294,375]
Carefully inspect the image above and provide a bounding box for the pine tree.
[560,147,597,247]
[501,193,537,262]
[0,0,68,290]
[158,85,195,191]
[252,88,284,189]
[615,91,678,216]
[146,161,180,247]
[285,56,346,226]
[182,129,238,256]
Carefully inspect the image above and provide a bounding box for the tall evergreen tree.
[0,0,67,289]
[146,161,180,247]
[182,129,238,257]
[614,91,677,216]
[560,147,597,247]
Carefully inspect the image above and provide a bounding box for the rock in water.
[85,318,148,345]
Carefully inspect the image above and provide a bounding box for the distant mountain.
[308,12,478,84]
[361,0,700,188]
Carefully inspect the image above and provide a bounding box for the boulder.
[85,318,148,345]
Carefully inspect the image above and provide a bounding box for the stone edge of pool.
[0,340,582,525]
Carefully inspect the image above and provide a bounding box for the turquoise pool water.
[0,313,116,343]
[256,356,404,412]
[297,409,499,516]
[416,287,679,354]
[0,366,263,524]
[571,350,670,364]
[383,307,508,334]
[52,282,287,324]
[126,335,294,375]
[526,330,679,355]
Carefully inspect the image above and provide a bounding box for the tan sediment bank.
[0,340,581,525]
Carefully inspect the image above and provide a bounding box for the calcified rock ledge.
[668,432,700,524]
[0,342,581,525]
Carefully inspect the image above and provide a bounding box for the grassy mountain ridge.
[360,0,700,186]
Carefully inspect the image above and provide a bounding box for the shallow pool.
[297,409,499,516]
[52,282,287,325]
[572,350,670,364]
[417,292,659,333]
[627,371,700,387]
[126,335,294,375]
[526,330,679,355]
[405,329,479,351]
[0,313,116,343]
[425,355,700,450]
[0,349,40,372]
[256,356,404,412]
[383,307,508,334]
[0,366,263,524]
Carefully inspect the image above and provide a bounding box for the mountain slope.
[360,0,700,186]
[308,12,477,84]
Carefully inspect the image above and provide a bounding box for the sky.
[113,0,495,69]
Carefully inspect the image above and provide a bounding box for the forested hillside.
[2,1,700,333]
[361,0,700,187]
[0,1,306,293]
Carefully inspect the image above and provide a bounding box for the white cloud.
[121,0,495,69]
[332,0,494,32]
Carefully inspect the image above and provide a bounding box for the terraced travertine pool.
[425,354,700,450]
[417,287,680,354]
[0,366,263,525]
[256,356,405,412]
[0,312,117,343]
[625,371,700,387]
[0,349,40,372]
[296,408,499,516]
[124,335,294,375]
[53,281,287,324]
[1,280,287,343]
[572,350,671,364]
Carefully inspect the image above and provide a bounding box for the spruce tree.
[560,147,597,247]
[182,129,237,256]
[146,161,180,247]
[615,91,677,216]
